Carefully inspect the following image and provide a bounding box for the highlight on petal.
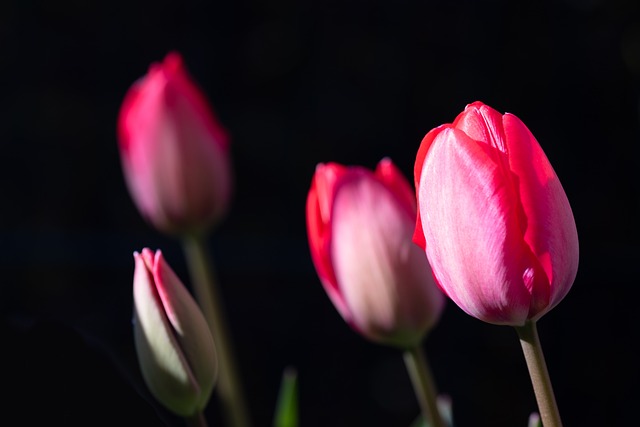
[133,252,200,416]
[133,249,217,416]
[413,125,449,251]
[330,169,443,346]
[419,128,539,325]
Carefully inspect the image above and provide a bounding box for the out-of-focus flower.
[306,158,445,349]
[414,101,579,326]
[118,52,232,235]
[133,248,217,416]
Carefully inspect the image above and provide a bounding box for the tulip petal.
[503,114,579,314]
[151,250,217,409]
[163,52,230,151]
[453,102,508,153]
[332,171,444,346]
[119,77,171,228]
[419,127,546,325]
[117,53,231,234]
[159,62,232,227]
[133,251,200,416]
[305,164,352,322]
[375,158,416,218]
[413,125,449,251]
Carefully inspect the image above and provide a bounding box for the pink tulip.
[118,52,232,235]
[133,248,217,416]
[306,158,445,348]
[414,101,579,326]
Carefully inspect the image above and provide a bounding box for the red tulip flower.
[118,52,232,235]
[306,158,445,348]
[414,101,579,326]
[133,248,217,417]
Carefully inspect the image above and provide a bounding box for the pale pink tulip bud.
[133,248,217,416]
[118,52,232,235]
[306,158,445,349]
[414,101,579,326]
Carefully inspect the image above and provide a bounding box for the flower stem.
[185,411,209,427]
[514,320,563,427]
[182,234,251,427]
[403,345,446,427]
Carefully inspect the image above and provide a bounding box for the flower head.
[414,101,579,325]
[118,52,232,235]
[133,248,217,416]
[307,158,445,348]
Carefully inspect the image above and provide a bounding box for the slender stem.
[185,411,209,427]
[182,234,251,427]
[515,320,563,427]
[403,346,446,427]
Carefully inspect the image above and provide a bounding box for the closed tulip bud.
[118,52,232,235]
[133,248,217,417]
[306,158,445,349]
[414,101,579,326]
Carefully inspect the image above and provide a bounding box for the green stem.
[182,234,251,427]
[185,411,208,427]
[403,346,446,427]
[514,320,563,427]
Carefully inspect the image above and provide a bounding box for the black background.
[2,0,640,426]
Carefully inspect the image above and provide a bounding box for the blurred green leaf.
[273,366,298,427]
[410,415,428,427]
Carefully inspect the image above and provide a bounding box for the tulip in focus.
[306,158,445,349]
[118,52,232,235]
[133,248,217,417]
[413,101,579,326]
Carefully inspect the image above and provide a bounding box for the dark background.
[2,0,639,426]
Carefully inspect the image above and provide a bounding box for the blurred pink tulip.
[306,158,445,348]
[414,101,579,326]
[118,52,232,235]
[133,248,217,416]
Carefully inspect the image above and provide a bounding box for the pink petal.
[158,61,231,227]
[332,171,444,345]
[375,158,416,218]
[117,53,232,233]
[162,52,230,151]
[502,114,579,314]
[452,102,508,153]
[413,125,449,250]
[306,163,352,322]
[118,72,171,227]
[419,127,547,325]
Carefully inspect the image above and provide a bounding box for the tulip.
[133,248,217,417]
[118,52,232,235]
[413,101,579,326]
[306,158,445,349]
